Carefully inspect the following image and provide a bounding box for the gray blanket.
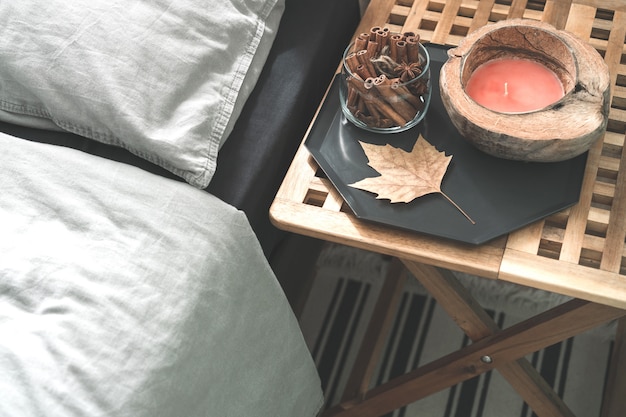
[0,133,322,417]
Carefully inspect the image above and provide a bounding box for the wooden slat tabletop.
[270,0,626,309]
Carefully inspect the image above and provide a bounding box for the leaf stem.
[440,191,476,224]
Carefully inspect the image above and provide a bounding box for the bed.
[0,1,360,416]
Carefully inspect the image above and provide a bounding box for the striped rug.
[299,244,616,417]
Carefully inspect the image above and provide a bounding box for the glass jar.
[339,34,431,133]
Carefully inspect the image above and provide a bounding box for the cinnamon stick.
[405,35,421,64]
[370,26,382,37]
[358,77,408,126]
[366,41,379,59]
[356,49,377,79]
[354,63,374,80]
[395,40,408,64]
[373,75,417,122]
[347,85,359,108]
[375,29,389,51]
[389,34,404,62]
[345,51,361,74]
[391,79,424,111]
[355,33,370,52]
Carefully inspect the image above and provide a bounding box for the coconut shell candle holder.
[440,19,610,162]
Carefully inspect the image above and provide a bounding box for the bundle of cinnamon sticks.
[343,27,429,129]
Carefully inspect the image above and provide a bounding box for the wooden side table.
[270,1,626,416]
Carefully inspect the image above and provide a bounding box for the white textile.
[0,134,322,417]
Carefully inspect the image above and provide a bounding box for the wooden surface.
[402,263,581,417]
[270,0,626,309]
[323,274,625,417]
[270,1,626,416]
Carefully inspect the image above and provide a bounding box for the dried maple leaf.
[349,135,475,224]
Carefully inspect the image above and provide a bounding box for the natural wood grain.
[403,263,577,417]
[558,138,603,263]
[469,0,497,33]
[543,3,609,265]
[543,0,573,29]
[601,142,626,272]
[323,299,625,417]
[602,11,626,124]
[571,0,626,11]
[430,0,462,45]
[270,198,505,277]
[500,249,626,309]
[564,3,597,38]
[322,180,346,212]
[399,0,430,36]
[598,11,626,273]
[508,0,530,19]
[270,2,626,416]
[506,220,545,253]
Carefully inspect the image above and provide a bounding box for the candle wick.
[504,82,509,96]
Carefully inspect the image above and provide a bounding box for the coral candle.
[465,58,565,113]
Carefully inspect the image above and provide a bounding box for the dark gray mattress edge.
[207,0,361,255]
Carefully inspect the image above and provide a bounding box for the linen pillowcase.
[0,0,284,188]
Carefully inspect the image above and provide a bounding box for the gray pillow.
[0,0,284,188]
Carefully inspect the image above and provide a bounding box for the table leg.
[404,262,577,417]
[322,261,626,417]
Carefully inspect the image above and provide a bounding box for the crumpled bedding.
[0,133,323,417]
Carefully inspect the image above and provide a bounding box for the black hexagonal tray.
[304,44,587,245]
